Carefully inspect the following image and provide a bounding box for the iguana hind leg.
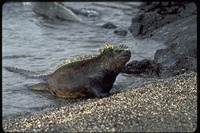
[27,83,49,91]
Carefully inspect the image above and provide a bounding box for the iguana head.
[99,44,131,73]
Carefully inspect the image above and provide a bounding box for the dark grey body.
[5,44,131,98]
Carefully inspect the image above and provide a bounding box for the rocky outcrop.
[129,2,196,39]
[125,2,197,78]
[32,2,82,22]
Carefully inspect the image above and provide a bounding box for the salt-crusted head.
[98,44,131,73]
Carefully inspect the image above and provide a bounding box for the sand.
[3,71,197,132]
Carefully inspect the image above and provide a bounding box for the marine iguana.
[33,2,82,22]
[33,2,100,23]
[5,44,131,98]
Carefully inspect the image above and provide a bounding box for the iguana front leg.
[89,80,110,98]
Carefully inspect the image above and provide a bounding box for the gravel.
[3,71,197,132]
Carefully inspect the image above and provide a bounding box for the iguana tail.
[4,66,48,81]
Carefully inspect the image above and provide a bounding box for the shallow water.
[2,2,166,120]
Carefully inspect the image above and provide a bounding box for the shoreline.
[3,71,197,132]
[3,2,197,132]
[126,2,197,78]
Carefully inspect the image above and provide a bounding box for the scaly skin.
[5,44,131,98]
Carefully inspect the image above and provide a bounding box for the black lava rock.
[101,22,117,29]
[127,2,197,78]
[129,2,196,38]
[122,59,161,77]
[114,30,127,36]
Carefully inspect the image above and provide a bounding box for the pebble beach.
[3,71,197,132]
[2,2,197,132]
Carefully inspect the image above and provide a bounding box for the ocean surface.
[2,2,166,120]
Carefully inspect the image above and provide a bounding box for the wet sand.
[3,71,197,132]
